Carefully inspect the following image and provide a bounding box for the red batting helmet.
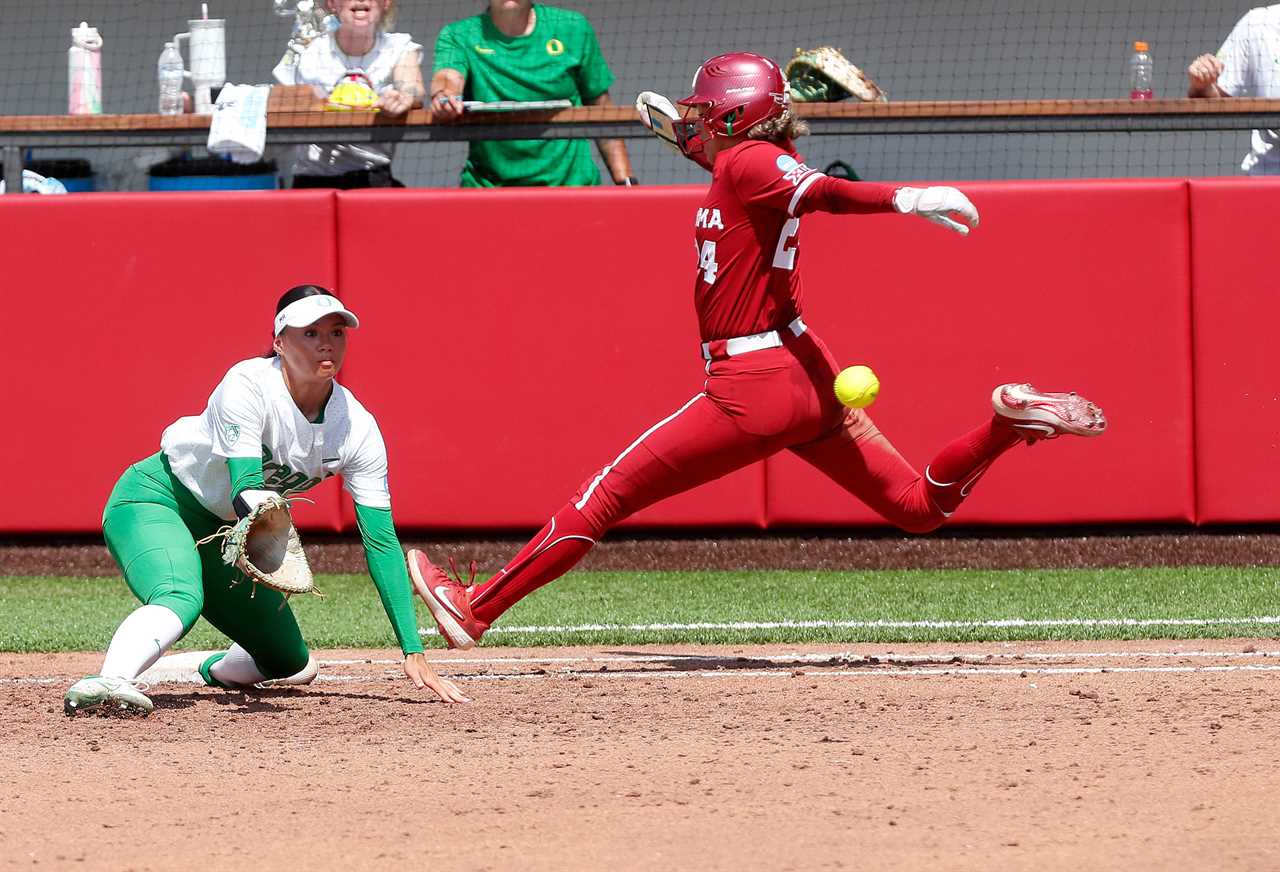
[678,52,790,138]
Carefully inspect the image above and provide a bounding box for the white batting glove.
[893,186,980,236]
[636,91,684,155]
[636,90,678,128]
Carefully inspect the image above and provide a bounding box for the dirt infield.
[7,529,1280,577]
[5,641,1280,871]
[6,535,1280,869]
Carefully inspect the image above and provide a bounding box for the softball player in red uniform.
[410,52,1107,649]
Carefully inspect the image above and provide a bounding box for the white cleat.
[64,675,154,716]
[992,383,1107,440]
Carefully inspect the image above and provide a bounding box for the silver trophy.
[273,0,337,69]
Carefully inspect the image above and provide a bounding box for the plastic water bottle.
[1128,41,1154,100]
[158,42,185,115]
[68,22,103,114]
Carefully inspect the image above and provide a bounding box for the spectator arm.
[391,49,425,108]
[588,92,635,184]
[430,68,465,101]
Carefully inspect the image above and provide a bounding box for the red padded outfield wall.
[767,179,1194,526]
[339,182,1193,530]
[0,191,345,533]
[0,178,1262,532]
[337,187,764,531]
[1189,178,1280,523]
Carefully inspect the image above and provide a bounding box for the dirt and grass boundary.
[6,528,1280,577]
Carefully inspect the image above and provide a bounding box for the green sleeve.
[574,17,614,101]
[432,21,470,77]
[354,503,424,656]
[226,456,266,498]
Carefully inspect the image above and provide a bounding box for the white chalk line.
[419,615,1280,637]
[318,649,1280,668]
[456,663,1280,681]
[9,649,1280,686]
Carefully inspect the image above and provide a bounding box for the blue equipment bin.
[148,155,278,191]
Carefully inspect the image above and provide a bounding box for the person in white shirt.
[273,0,425,187]
[1188,4,1280,174]
[64,285,469,716]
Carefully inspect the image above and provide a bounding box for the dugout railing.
[6,90,1280,191]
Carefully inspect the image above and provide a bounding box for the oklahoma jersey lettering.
[692,139,825,341]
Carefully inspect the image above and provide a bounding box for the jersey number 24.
[697,218,800,285]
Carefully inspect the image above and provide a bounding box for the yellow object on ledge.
[325,71,379,112]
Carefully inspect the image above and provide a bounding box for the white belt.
[701,317,808,360]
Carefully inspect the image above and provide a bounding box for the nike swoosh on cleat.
[434,586,469,622]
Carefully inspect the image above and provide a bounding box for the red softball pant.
[571,329,942,535]
[469,326,1017,624]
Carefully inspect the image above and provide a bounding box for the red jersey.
[691,139,824,341]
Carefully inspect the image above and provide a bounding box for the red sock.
[471,503,598,626]
[923,418,1022,514]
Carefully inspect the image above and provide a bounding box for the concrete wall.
[3,1,1260,186]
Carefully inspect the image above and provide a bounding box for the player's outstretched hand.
[893,186,980,236]
[404,652,471,703]
[1187,53,1225,93]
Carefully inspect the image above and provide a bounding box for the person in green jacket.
[64,285,469,715]
[428,1,637,187]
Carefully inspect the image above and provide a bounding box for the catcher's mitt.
[219,495,316,596]
[785,47,888,104]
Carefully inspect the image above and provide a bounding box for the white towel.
[208,84,271,164]
[0,169,68,194]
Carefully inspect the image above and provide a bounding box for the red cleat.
[992,383,1107,440]
[407,550,487,650]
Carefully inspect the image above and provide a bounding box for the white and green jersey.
[161,357,390,521]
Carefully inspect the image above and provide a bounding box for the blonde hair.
[748,109,809,142]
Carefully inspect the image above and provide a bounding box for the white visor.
[273,294,360,336]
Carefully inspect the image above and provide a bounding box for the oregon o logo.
[546,38,565,56]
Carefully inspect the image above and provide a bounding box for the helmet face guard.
[670,112,709,162]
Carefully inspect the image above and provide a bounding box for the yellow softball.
[833,365,880,409]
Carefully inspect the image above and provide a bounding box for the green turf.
[3,567,1279,652]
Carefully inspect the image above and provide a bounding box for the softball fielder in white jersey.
[65,285,468,714]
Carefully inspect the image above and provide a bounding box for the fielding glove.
[220,494,316,597]
[786,46,888,104]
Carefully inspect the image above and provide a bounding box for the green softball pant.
[100,452,309,679]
